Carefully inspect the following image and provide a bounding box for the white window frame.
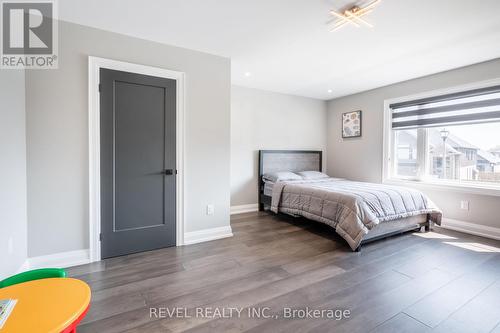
[383,78,500,197]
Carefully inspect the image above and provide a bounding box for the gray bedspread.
[270,178,442,250]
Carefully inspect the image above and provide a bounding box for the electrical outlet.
[206,204,214,216]
[460,200,469,211]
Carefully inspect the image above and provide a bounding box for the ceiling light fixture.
[244,72,252,77]
[327,89,333,93]
[328,0,380,32]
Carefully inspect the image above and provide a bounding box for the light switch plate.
[460,200,469,211]
[206,204,214,215]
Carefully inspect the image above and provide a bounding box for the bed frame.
[258,150,431,251]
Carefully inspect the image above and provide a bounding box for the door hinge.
[98,84,102,93]
[99,233,103,241]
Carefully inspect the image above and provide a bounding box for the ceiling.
[59,0,500,100]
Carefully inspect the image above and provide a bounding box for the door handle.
[163,169,174,175]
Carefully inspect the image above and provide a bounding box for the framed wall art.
[342,110,362,138]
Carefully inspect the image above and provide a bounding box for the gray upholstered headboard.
[259,150,322,176]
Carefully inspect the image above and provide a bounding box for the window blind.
[391,85,500,129]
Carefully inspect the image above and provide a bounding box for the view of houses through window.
[394,122,500,184]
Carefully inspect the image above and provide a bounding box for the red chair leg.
[60,304,89,333]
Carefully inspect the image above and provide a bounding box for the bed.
[258,150,442,251]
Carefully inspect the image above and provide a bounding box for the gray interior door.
[100,68,176,259]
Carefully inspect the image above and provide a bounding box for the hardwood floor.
[68,212,500,333]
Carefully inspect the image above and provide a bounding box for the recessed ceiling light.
[244,72,252,77]
[327,89,333,93]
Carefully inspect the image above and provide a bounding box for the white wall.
[231,86,327,206]
[327,58,500,230]
[25,21,231,257]
[0,70,28,279]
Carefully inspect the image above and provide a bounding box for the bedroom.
[1,0,500,332]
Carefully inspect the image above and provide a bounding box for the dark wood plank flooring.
[67,212,500,333]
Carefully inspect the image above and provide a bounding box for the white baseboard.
[16,228,235,271]
[184,226,233,245]
[230,204,259,215]
[26,249,91,270]
[440,218,500,241]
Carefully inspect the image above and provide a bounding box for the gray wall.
[26,21,231,257]
[327,58,500,229]
[0,70,27,279]
[231,86,327,206]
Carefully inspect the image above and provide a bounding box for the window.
[386,83,500,188]
[394,129,418,177]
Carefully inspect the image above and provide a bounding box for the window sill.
[383,178,500,197]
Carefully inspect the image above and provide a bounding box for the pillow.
[262,171,302,183]
[297,171,329,180]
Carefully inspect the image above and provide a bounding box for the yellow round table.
[0,278,91,333]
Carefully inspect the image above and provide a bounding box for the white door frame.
[88,56,185,263]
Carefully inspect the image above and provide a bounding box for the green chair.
[0,268,67,288]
